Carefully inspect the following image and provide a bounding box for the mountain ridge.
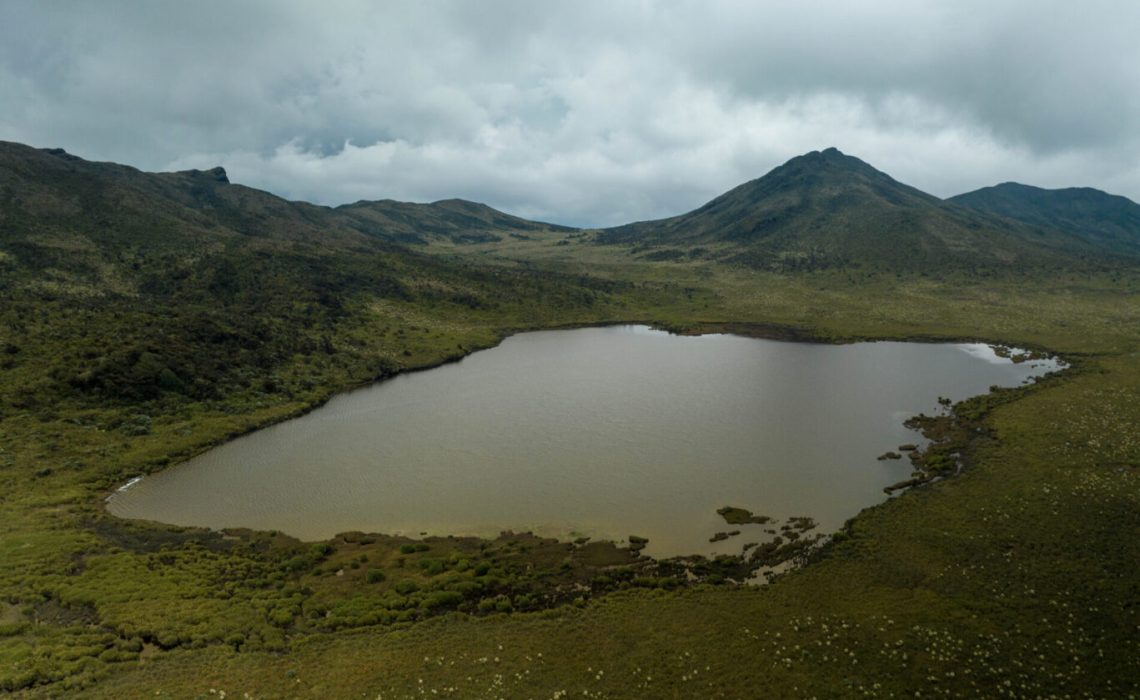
[4,140,1138,273]
[0,141,573,248]
[336,196,575,246]
[0,139,624,405]
[949,181,1140,257]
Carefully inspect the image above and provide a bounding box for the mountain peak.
[430,198,488,211]
[779,146,877,175]
[176,166,229,183]
[41,146,83,163]
[721,147,929,210]
[596,147,1083,269]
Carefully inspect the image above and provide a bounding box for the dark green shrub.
[450,580,482,598]
[120,414,152,436]
[417,558,446,576]
[394,579,419,595]
[421,591,464,610]
[269,608,295,627]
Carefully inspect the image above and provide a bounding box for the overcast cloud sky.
[2,1,1138,226]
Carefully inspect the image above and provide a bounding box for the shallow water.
[107,326,1061,557]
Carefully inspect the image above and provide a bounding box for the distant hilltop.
[597,146,1140,270]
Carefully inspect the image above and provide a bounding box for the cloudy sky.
[2,1,1137,227]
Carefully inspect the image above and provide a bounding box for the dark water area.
[107,326,1060,557]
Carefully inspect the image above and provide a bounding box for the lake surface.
[107,326,1061,558]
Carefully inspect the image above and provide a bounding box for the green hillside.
[597,148,1107,271]
[950,181,1140,256]
[337,197,576,245]
[0,141,574,257]
[0,140,679,413]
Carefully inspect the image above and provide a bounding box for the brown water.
[106,326,1061,557]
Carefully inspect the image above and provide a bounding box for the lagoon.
[106,326,1059,557]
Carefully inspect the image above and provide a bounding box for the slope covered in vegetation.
[596,148,1124,272]
[950,181,1140,257]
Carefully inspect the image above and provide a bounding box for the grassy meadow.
[2,239,1139,697]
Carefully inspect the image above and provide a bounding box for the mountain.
[948,182,1140,257]
[0,141,572,252]
[337,198,575,245]
[0,140,587,309]
[597,148,1108,271]
[0,141,606,406]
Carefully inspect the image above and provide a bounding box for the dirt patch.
[33,599,99,626]
[0,602,27,625]
[138,642,160,663]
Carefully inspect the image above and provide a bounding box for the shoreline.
[97,320,1075,581]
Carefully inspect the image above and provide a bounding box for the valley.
[0,142,1138,697]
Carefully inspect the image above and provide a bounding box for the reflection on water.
[107,326,1061,557]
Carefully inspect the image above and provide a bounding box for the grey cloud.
[2,0,1138,227]
[672,1,1140,151]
